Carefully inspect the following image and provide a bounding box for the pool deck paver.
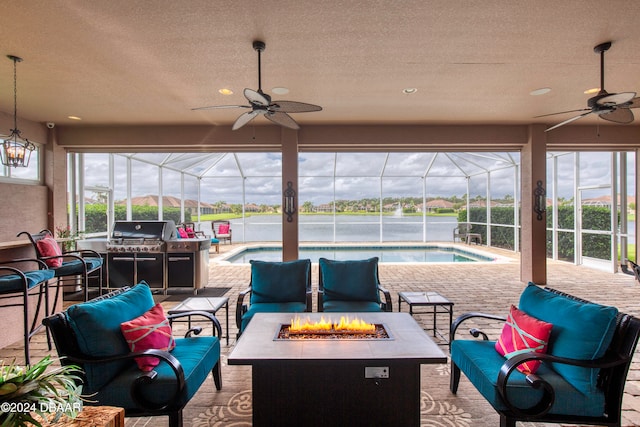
[3,241,640,426]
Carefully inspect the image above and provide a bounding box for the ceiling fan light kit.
[193,40,322,130]
[536,41,639,132]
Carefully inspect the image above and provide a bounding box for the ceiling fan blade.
[232,110,260,130]
[600,107,634,124]
[265,111,300,130]
[545,111,593,132]
[627,97,640,108]
[244,88,270,106]
[271,100,323,113]
[596,92,636,106]
[191,104,249,111]
[534,108,590,118]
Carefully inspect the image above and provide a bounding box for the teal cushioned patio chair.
[43,282,222,427]
[0,259,54,364]
[18,229,103,302]
[450,283,640,427]
[317,257,392,312]
[236,259,312,336]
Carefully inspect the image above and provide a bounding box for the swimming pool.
[219,245,498,264]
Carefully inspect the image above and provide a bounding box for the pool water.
[221,245,496,264]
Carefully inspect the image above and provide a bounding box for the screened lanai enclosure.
[70,151,635,272]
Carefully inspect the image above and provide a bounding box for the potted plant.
[0,356,83,426]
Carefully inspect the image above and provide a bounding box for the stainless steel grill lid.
[111,220,177,241]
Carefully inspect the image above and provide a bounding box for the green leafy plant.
[0,356,84,427]
[54,225,79,252]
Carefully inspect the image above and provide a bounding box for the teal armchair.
[317,257,392,312]
[43,283,222,427]
[236,259,312,336]
[450,284,640,427]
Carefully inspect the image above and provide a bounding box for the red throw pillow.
[36,236,63,268]
[218,224,230,234]
[120,303,176,372]
[185,227,196,238]
[495,305,553,374]
[177,228,188,239]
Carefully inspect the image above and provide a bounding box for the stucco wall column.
[45,127,68,233]
[521,124,547,284]
[281,129,299,261]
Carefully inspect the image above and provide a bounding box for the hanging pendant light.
[1,55,35,168]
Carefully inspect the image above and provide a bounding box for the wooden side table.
[44,406,124,427]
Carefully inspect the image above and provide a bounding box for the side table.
[466,233,482,245]
[398,291,454,348]
[168,296,229,344]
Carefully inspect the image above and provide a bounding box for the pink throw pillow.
[36,236,63,268]
[185,227,196,238]
[495,305,553,374]
[177,228,188,239]
[120,303,176,371]
[218,224,230,234]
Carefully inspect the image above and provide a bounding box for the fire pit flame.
[289,315,376,334]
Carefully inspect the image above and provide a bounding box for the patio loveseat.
[450,283,640,427]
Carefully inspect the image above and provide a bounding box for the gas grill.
[106,220,210,291]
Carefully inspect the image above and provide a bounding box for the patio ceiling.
[2,1,640,132]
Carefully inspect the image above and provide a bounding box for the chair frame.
[17,229,103,301]
[43,286,222,427]
[621,258,640,282]
[449,287,640,427]
[236,268,313,334]
[453,223,472,242]
[179,222,207,238]
[211,220,232,244]
[317,262,393,312]
[0,258,52,364]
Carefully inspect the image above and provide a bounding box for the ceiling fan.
[536,41,640,132]
[192,40,322,130]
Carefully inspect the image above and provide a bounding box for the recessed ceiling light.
[584,87,600,94]
[218,88,234,96]
[530,87,551,96]
[67,116,82,120]
[272,87,289,95]
[402,88,418,95]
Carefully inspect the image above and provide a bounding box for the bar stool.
[0,259,55,364]
[17,229,103,302]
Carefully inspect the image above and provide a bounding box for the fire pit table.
[228,312,447,427]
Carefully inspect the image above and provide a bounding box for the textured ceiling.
[1,1,640,130]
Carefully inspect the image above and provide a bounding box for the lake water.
[203,215,459,242]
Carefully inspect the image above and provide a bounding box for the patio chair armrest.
[378,285,393,311]
[317,289,325,312]
[496,351,631,418]
[305,290,313,311]
[451,312,506,341]
[167,310,223,338]
[64,249,102,259]
[0,258,50,270]
[66,349,186,411]
[236,287,252,328]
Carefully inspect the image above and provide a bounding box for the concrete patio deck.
[2,242,640,426]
